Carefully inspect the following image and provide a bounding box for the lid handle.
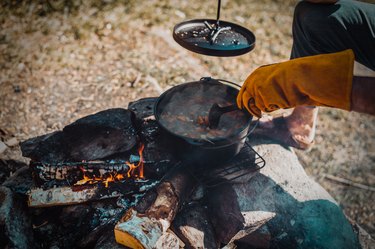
[216,0,221,26]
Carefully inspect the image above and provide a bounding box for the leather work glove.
[237,49,355,117]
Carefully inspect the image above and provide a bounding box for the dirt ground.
[1,0,374,239]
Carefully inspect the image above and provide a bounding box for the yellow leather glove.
[237,49,355,117]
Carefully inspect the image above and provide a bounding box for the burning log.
[30,161,132,184]
[114,163,197,248]
[29,142,147,190]
[26,142,155,208]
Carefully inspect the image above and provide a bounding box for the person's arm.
[237,50,375,117]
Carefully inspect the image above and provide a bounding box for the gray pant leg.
[291,0,375,70]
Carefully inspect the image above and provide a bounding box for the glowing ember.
[74,144,145,188]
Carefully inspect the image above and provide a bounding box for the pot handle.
[200,76,259,141]
[201,76,259,139]
[187,118,259,147]
[214,78,260,138]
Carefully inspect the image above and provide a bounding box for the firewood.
[27,186,108,207]
[154,230,181,249]
[204,183,246,244]
[28,178,147,207]
[114,164,197,248]
[171,202,218,248]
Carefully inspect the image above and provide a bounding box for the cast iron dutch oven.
[154,77,255,166]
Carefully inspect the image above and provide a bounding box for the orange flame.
[74,144,145,188]
[125,144,145,179]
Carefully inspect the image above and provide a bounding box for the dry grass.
[1,0,374,238]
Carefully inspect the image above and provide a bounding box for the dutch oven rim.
[154,77,253,147]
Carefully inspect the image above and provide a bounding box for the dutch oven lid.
[173,19,256,57]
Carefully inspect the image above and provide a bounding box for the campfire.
[1,97,264,248]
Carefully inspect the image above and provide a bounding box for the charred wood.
[62,108,138,161]
[77,210,125,248]
[204,183,245,245]
[94,230,127,249]
[20,131,68,163]
[31,199,126,248]
[0,186,38,249]
[31,204,93,249]
[30,160,131,185]
[21,108,138,163]
[128,97,158,120]
[2,165,34,195]
[59,204,92,228]
[139,120,177,179]
[0,159,27,185]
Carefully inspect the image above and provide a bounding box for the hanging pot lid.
[173,19,256,57]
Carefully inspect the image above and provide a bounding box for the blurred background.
[0,0,374,238]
